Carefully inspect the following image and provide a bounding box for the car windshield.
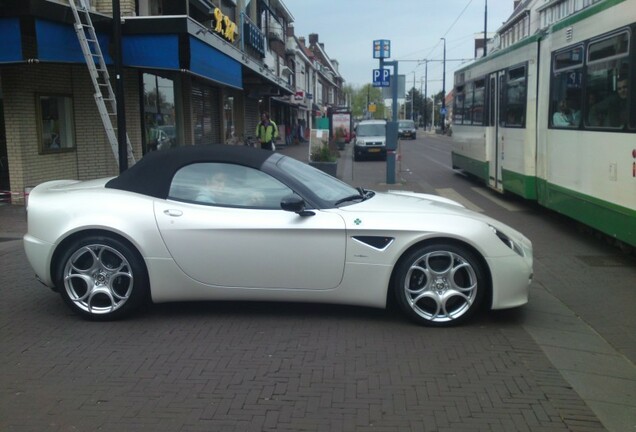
[356,123,385,136]
[277,156,361,203]
[399,121,414,128]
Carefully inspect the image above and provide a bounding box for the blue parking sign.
[373,68,390,87]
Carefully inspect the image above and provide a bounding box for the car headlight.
[489,225,525,257]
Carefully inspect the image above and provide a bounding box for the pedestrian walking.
[255,112,278,151]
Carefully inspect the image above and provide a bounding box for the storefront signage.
[212,8,237,43]
[243,19,265,56]
[294,91,304,100]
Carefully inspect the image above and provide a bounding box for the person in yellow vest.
[255,112,278,151]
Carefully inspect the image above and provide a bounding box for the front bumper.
[354,146,386,158]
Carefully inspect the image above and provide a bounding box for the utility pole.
[440,38,446,133]
[423,60,428,130]
[484,0,488,57]
[412,72,415,121]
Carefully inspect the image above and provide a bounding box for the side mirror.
[280,194,314,216]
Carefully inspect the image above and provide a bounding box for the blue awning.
[0,18,23,63]
[189,36,242,89]
[36,19,112,64]
[122,34,180,70]
[122,34,242,89]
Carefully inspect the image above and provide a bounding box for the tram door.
[487,71,505,192]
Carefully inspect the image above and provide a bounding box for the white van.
[353,120,386,161]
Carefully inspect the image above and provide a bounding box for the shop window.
[37,95,75,153]
[224,95,235,143]
[192,84,220,146]
[143,73,177,152]
[550,45,583,128]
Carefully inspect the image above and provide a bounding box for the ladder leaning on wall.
[68,0,135,167]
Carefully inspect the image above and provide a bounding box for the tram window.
[473,79,485,125]
[585,31,630,129]
[502,66,527,127]
[453,85,465,125]
[464,82,474,124]
[588,32,629,62]
[550,46,583,129]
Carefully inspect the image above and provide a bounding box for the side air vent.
[352,236,395,251]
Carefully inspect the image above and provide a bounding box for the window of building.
[143,73,177,152]
[37,95,75,153]
[192,83,221,145]
[585,31,630,129]
[550,45,583,128]
[224,94,235,143]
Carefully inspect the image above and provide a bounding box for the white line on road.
[435,188,484,212]
[470,187,526,212]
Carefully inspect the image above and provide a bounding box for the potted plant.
[309,140,339,177]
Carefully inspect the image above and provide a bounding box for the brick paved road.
[5,137,626,431]
[1,202,605,432]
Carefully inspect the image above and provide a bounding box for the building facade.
[0,0,346,204]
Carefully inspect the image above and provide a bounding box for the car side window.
[168,162,293,209]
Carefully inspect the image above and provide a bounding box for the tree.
[350,84,386,120]
[432,90,445,127]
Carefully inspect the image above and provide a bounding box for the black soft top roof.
[106,145,273,199]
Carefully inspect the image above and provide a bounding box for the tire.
[56,235,149,320]
[393,243,486,327]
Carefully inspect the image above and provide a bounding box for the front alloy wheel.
[57,236,148,320]
[394,243,486,326]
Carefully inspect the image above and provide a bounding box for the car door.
[154,162,346,290]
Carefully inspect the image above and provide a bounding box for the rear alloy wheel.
[394,243,486,326]
[57,236,148,320]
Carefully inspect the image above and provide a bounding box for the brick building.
[0,0,346,204]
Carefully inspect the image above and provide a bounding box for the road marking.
[435,188,484,212]
[470,187,526,212]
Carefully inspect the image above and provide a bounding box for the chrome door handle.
[163,209,183,217]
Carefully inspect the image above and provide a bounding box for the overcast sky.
[283,0,516,96]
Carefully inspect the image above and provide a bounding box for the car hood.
[347,190,464,212]
[337,190,532,255]
[341,190,515,230]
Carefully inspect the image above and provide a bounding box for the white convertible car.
[24,145,533,326]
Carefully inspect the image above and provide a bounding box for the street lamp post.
[423,60,428,130]
[484,0,488,57]
[412,72,415,121]
[440,37,446,133]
